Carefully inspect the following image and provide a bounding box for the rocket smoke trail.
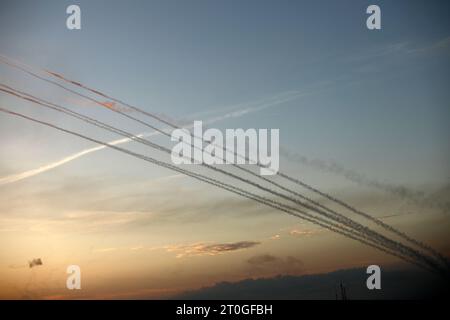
[13,56,444,268]
[0,55,447,271]
[0,89,300,185]
[277,171,450,269]
[0,85,446,274]
[0,106,440,274]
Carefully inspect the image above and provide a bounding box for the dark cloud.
[245,254,304,277]
[285,256,303,268]
[247,254,278,265]
[174,267,448,299]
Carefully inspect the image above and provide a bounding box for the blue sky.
[1,0,448,185]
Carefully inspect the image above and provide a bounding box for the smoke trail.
[0,106,439,273]
[44,68,307,130]
[2,85,444,273]
[280,146,450,212]
[1,100,445,274]
[93,83,446,269]
[18,57,442,228]
[0,88,300,186]
[0,91,159,186]
[277,169,450,269]
[0,54,305,140]
[1,56,446,271]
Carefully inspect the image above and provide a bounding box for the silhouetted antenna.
[340,282,348,300]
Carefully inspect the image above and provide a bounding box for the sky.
[0,0,449,299]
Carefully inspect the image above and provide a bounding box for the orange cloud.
[289,229,318,237]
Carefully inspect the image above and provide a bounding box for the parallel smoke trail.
[0,96,287,186]
[0,55,447,271]
[0,54,304,139]
[0,90,298,185]
[278,148,450,266]
[277,171,450,269]
[0,87,444,274]
[29,59,447,268]
[0,106,437,273]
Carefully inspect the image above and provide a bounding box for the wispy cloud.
[165,241,261,258]
[92,240,261,258]
[246,254,304,276]
[247,254,279,265]
[289,229,318,237]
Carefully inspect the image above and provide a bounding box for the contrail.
[0,135,151,185]
[0,106,440,273]
[1,56,447,271]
